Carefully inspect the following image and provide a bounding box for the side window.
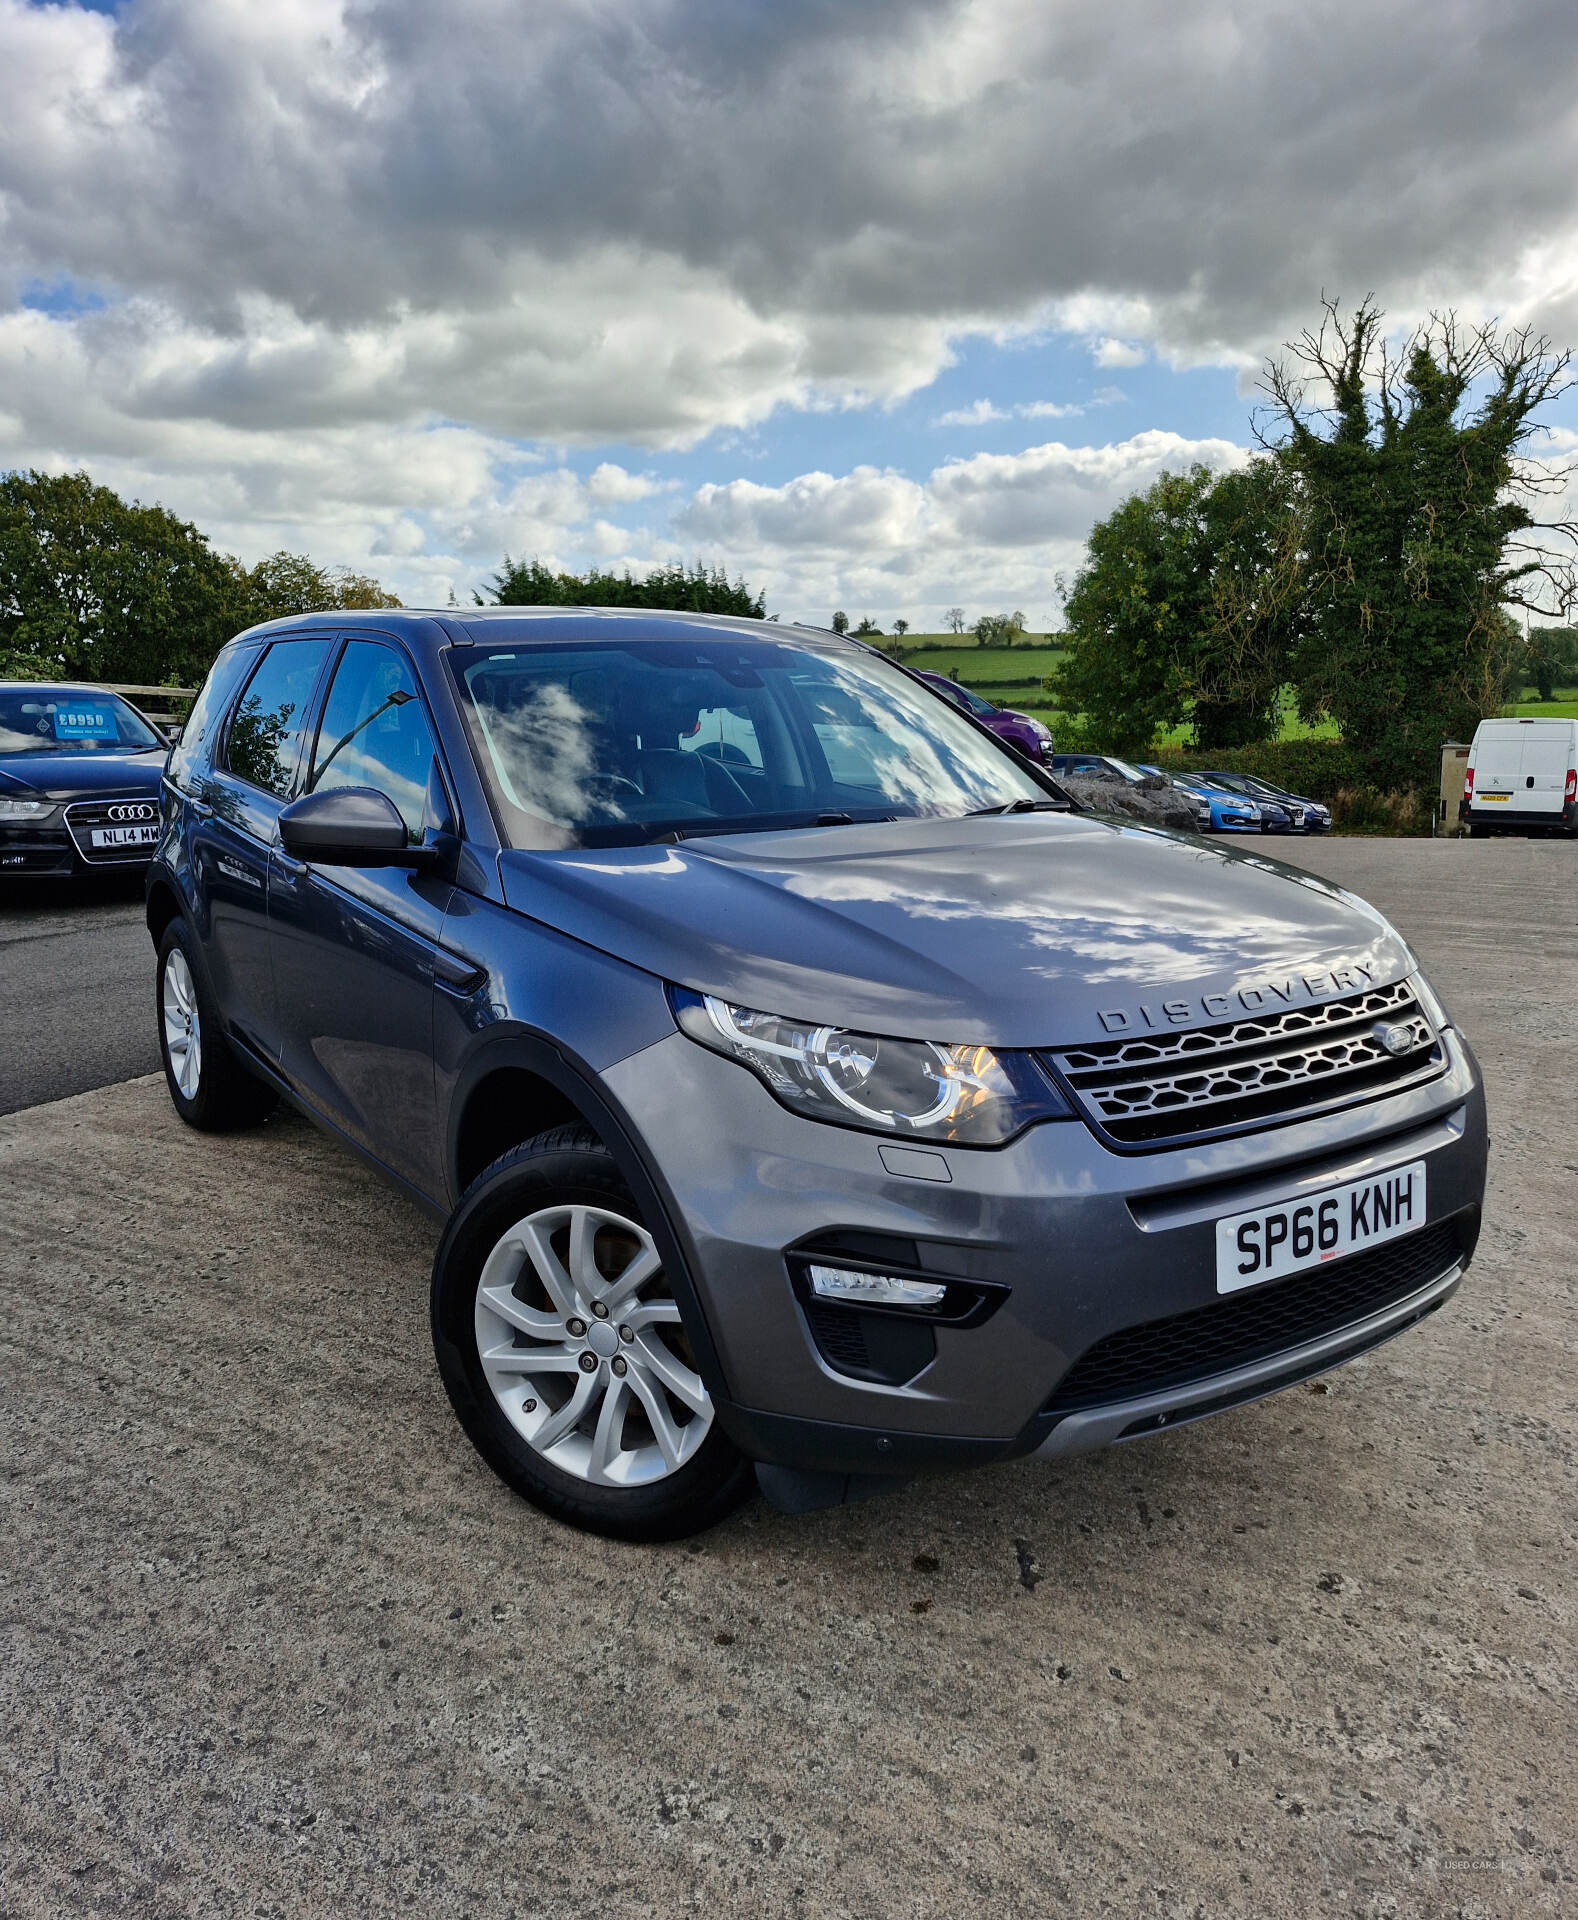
[310,641,438,842]
[169,642,257,784]
[223,640,331,798]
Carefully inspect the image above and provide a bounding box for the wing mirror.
[278,786,433,868]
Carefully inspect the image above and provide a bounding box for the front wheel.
[430,1126,753,1540]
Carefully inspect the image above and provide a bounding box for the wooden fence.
[102,683,199,730]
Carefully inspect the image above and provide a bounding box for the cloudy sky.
[4,0,1578,627]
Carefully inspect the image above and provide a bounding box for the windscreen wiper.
[965,797,1069,816]
[649,809,878,845]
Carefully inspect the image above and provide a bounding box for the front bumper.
[601,1026,1487,1478]
[1,799,161,876]
[0,824,75,876]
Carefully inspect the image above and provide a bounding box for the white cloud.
[677,431,1249,626]
[935,400,1010,427]
[2,0,1577,620]
[1092,338,1147,369]
[936,396,1109,428]
[5,0,1578,445]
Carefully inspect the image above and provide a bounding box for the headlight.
[0,798,52,822]
[670,988,1067,1145]
[1410,971,1454,1032]
[1029,718,1053,743]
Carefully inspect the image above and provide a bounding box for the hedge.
[1151,740,1371,803]
[1152,740,1438,835]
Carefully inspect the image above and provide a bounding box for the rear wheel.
[156,920,279,1131]
[431,1126,753,1540]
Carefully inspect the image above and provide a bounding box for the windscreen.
[0,688,162,756]
[452,636,1051,847]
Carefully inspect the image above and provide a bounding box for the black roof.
[234,606,837,655]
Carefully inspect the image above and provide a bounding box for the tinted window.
[453,636,1048,848]
[0,688,161,756]
[223,639,331,797]
[310,641,437,841]
[168,643,256,783]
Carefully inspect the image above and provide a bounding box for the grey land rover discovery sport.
[146,608,1486,1538]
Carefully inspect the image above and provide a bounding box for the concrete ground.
[0,838,1573,1918]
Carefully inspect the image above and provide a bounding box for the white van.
[1461,717,1578,836]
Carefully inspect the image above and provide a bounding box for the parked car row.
[1047,752,1332,835]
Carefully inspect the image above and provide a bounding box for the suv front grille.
[1044,979,1445,1149]
[1043,1218,1465,1414]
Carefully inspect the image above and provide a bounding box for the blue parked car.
[1200,771,1332,834]
[145,609,1484,1539]
[0,682,168,879]
[1135,766,1261,833]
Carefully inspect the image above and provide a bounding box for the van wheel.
[430,1126,753,1541]
[156,920,279,1131]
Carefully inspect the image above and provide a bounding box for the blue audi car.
[0,683,168,879]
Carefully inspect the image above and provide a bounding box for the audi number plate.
[90,824,160,849]
[1215,1161,1427,1295]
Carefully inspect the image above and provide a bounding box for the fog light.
[807,1264,947,1309]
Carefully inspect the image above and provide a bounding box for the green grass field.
[1505,691,1578,718]
[891,641,1578,745]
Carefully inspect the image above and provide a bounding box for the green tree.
[488,557,764,618]
[235,550,401,628]
[1524,624,1578,701]
[972,612,1025,646]
[853,615,883,636]
[892,618,909,638]
[1050,460,1301,755]
[1189,460,1307,747]
[0,469,238,684]
[1262,298,1573,788]
[830,609,849,633]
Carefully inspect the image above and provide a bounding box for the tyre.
[156,919,279,1131]
[430,1125,753,1541]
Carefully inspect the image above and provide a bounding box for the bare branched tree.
[1255,295,1575,787]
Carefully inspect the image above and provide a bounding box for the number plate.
[1477,793,1510,803]
[1215,1161,1426,1295]
[90,824,160,849]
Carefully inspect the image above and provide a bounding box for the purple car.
[914,671,1053,761]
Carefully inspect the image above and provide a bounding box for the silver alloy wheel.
[475,1203,713,1487]
[162,948,202,1100]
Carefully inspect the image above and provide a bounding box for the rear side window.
[309,641,438,842]
[168,643,256,783]
[223,639,331,797]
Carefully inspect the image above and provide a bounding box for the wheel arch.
[444,1033,733,1404]
[145,872,184,948]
